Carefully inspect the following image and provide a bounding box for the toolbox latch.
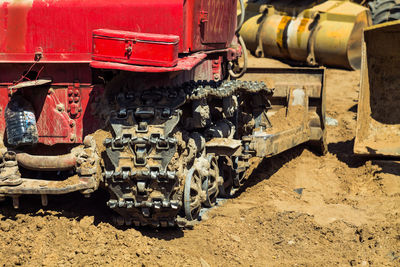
[125,40,135,59]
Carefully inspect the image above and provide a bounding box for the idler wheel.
[202,154,220,207]
[218,156,234,198]
[184,168,202,221]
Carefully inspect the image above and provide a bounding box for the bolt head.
[56,104,65,112]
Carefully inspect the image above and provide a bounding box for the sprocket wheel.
[202,154,220,207]
[184,168,202,221]
[218,156,234,198]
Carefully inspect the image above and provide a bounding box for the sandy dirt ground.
[0,58,399,267]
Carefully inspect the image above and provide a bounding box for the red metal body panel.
[0,64,92,83]
[93,30,179,67]
[200,0,237,44]
[0,0,184,62]
[0,0,237,63]
[0,85,103,146]
[184,0,237,51]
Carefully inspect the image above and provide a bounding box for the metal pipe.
[16,153,76,171]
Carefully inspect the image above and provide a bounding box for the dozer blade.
[240,66,326,157]
[354,21,400,157]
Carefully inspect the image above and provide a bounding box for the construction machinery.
[239,0,372,69]
[369,0,400,25]
[0,0,326,227]
[354,21,400,157]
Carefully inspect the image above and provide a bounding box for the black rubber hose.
[228,35,248,79]
[229,0,248,79]
[236,0,245,34]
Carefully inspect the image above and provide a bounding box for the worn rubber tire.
[369,0,400,25]
[389,6,400,20]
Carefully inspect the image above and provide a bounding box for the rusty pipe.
[16,153,77,171]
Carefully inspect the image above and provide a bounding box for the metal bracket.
[212,57,222,81]
[199,10,209,24]
[67,82,82,119]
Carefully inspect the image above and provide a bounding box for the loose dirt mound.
[0,58,399,266]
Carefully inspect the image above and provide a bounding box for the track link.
[102,79,272,227]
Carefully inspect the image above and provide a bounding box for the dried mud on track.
[1,58,399,266]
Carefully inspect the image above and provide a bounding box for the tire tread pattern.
[370,0,400,24]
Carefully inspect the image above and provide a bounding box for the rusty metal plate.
[354,21,400,157]
[0,176,95,195]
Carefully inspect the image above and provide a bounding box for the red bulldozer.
[0,0,326,227]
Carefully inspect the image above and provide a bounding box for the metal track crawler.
[102,80,273,227]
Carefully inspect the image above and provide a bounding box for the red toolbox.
[92,29,179,67]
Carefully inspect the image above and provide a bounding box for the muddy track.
[0,58,399,266]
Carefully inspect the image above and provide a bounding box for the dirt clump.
[91,129,112,155]
[48,175,80,189]
[266,105,306,134]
